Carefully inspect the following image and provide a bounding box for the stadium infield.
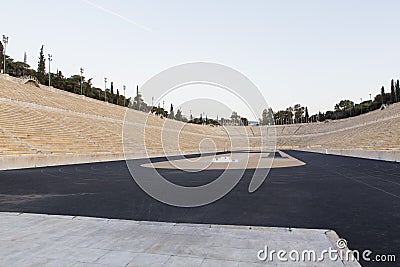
[0,150,399,265]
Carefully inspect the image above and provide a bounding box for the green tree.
[153,106,168,118]
[261,108,274,125]
[65,75,81,93]
[51,71,65,89]
[396,80,400,102]
[381,86,385,105]
[334,100,354,118]
[286,106,294,124]
[175,109,183,121]
[36,45,46,84]
[230,111,240,125]
[133,85,144,110]
[274,110,288,125]
[391,79,396,103]
[0,41,3,73]
[240,117,248,126]
[294,104,304,123]
[168,103,175,119]
[37,45,45,74]
[305,107,309,123]
[110,82,114,103]
[267,108,274,125]
[318,111,325,122]
[8,60,30,77]
[261,109,268,125]
[334,100,354,111]
[325,110,334,120]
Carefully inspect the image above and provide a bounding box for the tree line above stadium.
[0,42,131,107]
[260,81,400,125]
[0,38,249,126]
[1,37,399,126]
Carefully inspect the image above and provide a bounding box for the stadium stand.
[273,103,400,150]
[0,74,231,159]
[0,73,399,168]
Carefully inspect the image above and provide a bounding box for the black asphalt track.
[0,150,399,266]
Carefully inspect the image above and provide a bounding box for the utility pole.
[80,68,84,95]
[2,35,8,74]
[104,77,107,102]
[48,54,52,86]
[123,85,126,106]
[162,100,165,110]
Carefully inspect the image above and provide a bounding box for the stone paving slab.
[0,212,360,266]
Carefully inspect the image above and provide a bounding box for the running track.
[0,150,399,266]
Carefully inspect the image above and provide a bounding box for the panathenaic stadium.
[0,73,399,266]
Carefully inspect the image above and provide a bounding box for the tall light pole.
[48,54,52,86]
[80,68,84,95]
[2,35,8,74]
[104,77,107,102]
[123,85,126,106]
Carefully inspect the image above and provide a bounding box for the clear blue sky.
[2,0,400,118]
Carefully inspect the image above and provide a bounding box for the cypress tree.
[37,45,45,74]
[110,82,114,103]
[305,107,309,123]
[0,41,3,73]
[381,86,385,105]
[168,104,175,119]
[396,80,400,102]
[391,79,396,103]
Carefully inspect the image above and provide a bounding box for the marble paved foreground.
[0,213,359,266]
